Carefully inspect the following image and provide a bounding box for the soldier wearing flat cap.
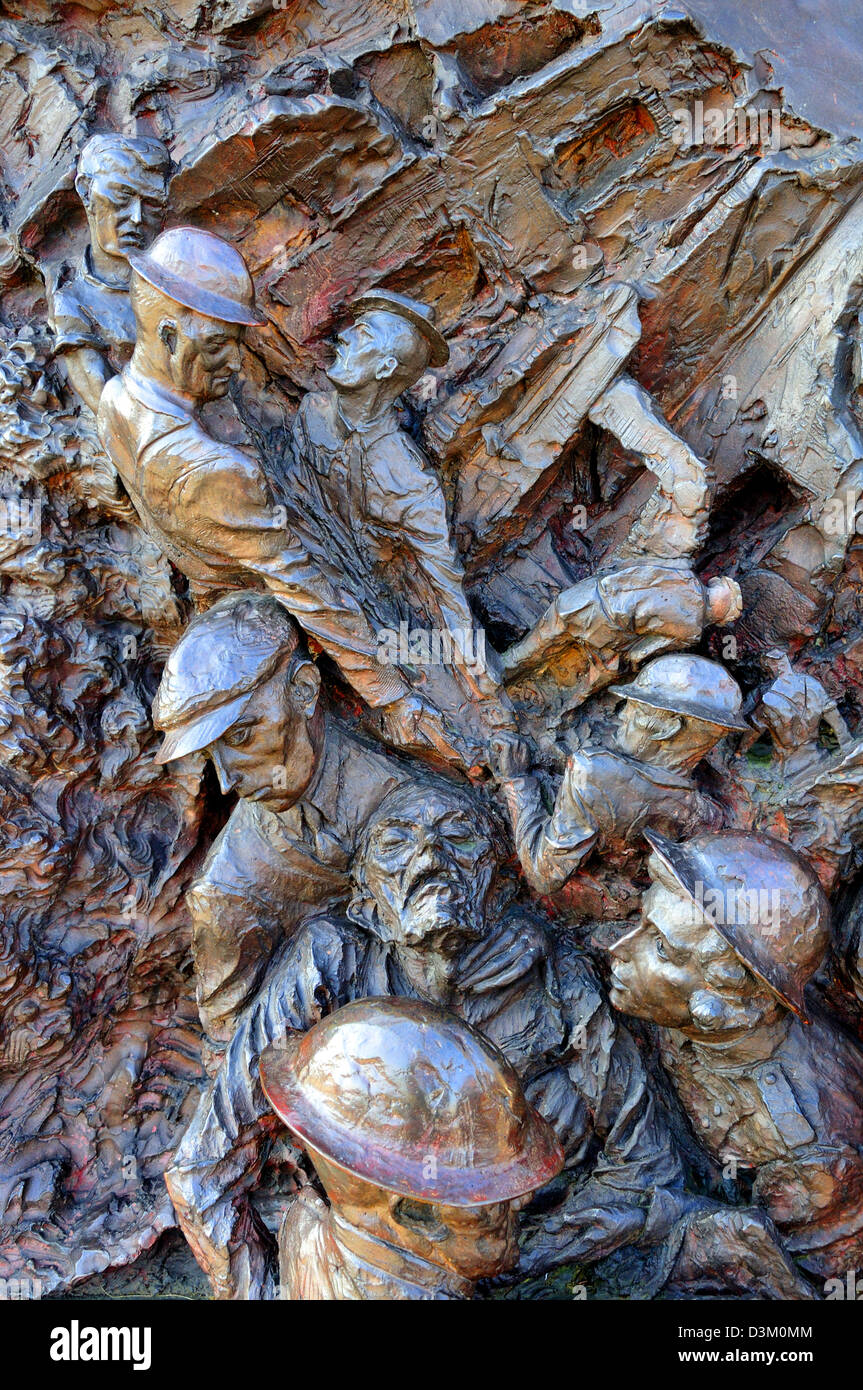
[287,289,516,759]
[98,229,456,763]
[152,591,414,1046]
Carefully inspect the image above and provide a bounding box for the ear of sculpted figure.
[609,829,863,1281]
[493,655,745,902]
[287,288,516,770]
[501,377,741,704]
[259,997,564,1300]
[48,133,170,413]
[152,591,414,1047]
[98,228,455,763]
[165,778,786,1300]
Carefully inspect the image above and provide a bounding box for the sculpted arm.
[496,750,600,894]
[174,447,408,709]
[164,918,358,1300]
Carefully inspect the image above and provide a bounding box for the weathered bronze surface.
[4,0,863,1305]
[261,996,564,1300]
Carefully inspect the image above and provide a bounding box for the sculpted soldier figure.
[152,591,413,1046]
[286,288,516,759]
[741,649,850,773]
[501,381,742,703]
[609,829,863,1280]
[260,997,564,1300]
[494,655,745,912]
[98,227,455,762]
[165,780,805,1300]
[48,134,170,414]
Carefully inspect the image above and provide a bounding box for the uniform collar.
[682,1013,793,1071]
[79,245,131,295]
[334,397,401,447]
[123,362,197,422]
[331,1210,473,1300]
[606,747,695,789]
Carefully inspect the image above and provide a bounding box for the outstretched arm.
[589,373,713,564]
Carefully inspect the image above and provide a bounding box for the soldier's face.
[171,313,243,402]
[616,700,721,766]
[85,156,167,259]
[363,800,496,950]
[314,1151,523,1281]
[327,312,392,390]
[608,881,715,1027]
[390,1194,522,1280]
[616,700,667,759]
[207,663,319,810]
[327,311,423,392]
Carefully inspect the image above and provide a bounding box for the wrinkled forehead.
[368,799,492,853]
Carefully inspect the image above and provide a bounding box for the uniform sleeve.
[499,757,600,894]
[162,428,405,708]
[374,438,477,637]
[520,944,688,1272]
[599,568,705,645]
[165,918,360,1299]
[48,278,102,354]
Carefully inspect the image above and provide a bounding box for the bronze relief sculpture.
[5,0,863,1312]
[261,997,564,1300]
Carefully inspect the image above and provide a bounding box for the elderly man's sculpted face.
[83,151,167,262]
[358,792,497,1003]
[165,311,244,404]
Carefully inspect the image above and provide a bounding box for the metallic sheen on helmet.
[611,653,749,732]
[644,829,830,1020]
[260,996,564,1205]
[152,591,301,763]
[128,226,264,326]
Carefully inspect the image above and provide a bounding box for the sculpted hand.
[456,916,545,993]
[672,1205,815,1300]
[489,732,532,782]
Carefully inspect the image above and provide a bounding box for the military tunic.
[187,719,411,1044]
[278,1190,471,1300]
[97,366,405,709]
[660,1010,863,1276]
[166,907,688,1298]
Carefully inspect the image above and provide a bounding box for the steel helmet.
[260,996,563,1205]
[643,829,830,1020]
[128,226,264,326]
[152,592,302,763]
[610,654,749,732]
[351,288,449,367]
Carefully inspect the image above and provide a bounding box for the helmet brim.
[643,829,809,1019]
[352,291,449,367]
[261,1034,564,1207]
[154,689,253,764]
[129,252,266,327]
[609,684,750,732]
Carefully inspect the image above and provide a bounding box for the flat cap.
[152,592,301,763]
